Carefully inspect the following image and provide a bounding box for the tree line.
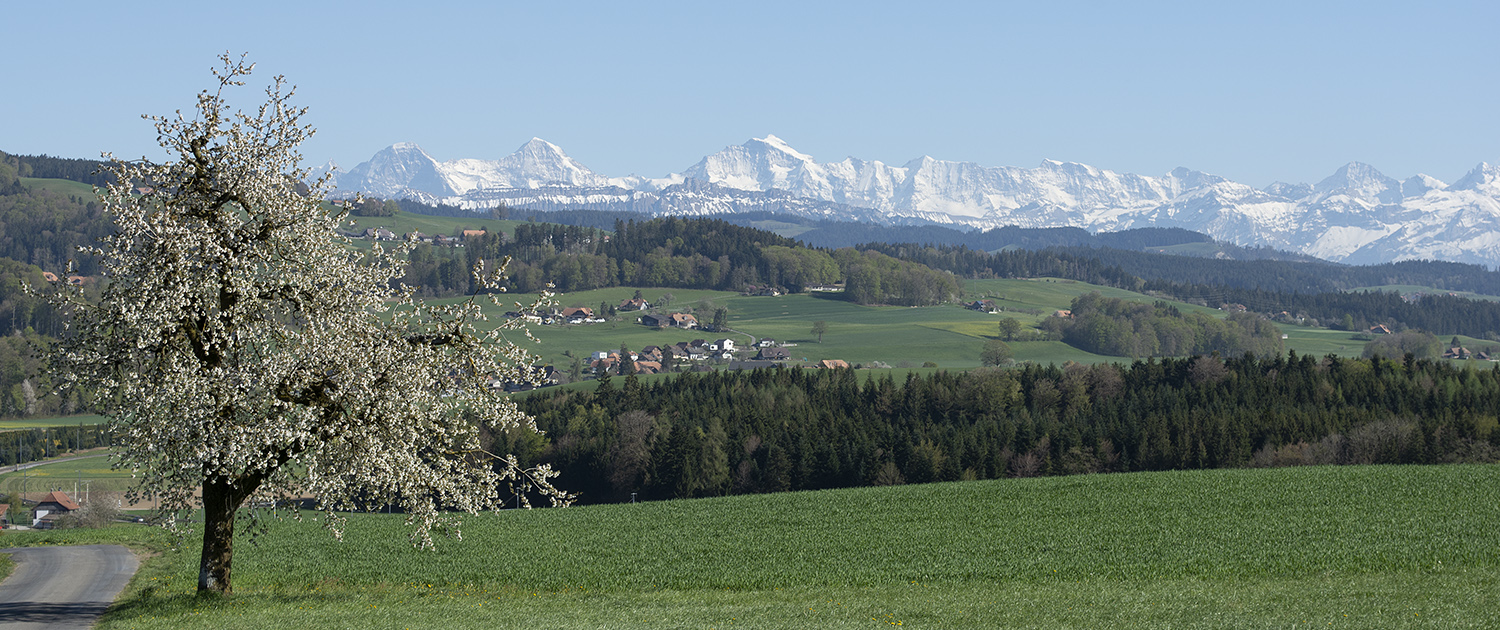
[510,354,1500,505]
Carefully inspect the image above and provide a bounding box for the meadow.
[5,464,1496,629]
[0,452,132,499]
[0,414,108,430]
[19,176,96,198]
[489,277,1392,374]
[339,211,526,241]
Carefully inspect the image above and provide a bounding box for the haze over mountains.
[324,137,1500,268]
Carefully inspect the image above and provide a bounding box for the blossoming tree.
[44,55,570,594]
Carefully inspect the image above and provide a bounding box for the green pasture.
[5,464,1495,628]
[0,453,134,497]
[480,278,1396,372]
[20,177,98,198]
[339,211,526,240]
[0,414,108,430]
[495,279,1159,369]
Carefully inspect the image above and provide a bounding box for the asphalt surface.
[0,545,138,630]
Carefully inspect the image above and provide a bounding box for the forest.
[406,216,960,305]
[511,354,1500,505]
[1039,293,1285,358]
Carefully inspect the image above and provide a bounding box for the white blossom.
[41,54,570,592]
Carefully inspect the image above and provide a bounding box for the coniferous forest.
[511,354,1500,505]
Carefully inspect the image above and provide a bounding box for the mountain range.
[323,137,1500,267]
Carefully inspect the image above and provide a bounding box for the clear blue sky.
[4,1,1497,187]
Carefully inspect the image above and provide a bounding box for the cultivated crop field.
[9,464,1497,629]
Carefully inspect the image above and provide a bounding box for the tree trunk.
[198,476,250,594]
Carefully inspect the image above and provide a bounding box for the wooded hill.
[513,354,1500,504]
[859,242,1500,339]
[417,217,962,306]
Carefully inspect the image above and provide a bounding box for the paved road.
[0,545,138,629]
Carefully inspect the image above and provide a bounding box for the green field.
[339,211,528,241]
[20,176,98,198]
[5,464,1496,628]
[498,278,1381,374]
[0,453,133,498]
[0,414,108,430]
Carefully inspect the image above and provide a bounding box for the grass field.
[20,176,97,198]
[489,279,1210,370]
[499,278,1385,374]
[0,414,108,430]
[0,453,133,499]
[4,464,1496,628]
[339,211,528,241]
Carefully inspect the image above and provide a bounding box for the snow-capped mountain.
[329,137,1500,268]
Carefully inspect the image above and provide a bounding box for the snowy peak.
[337,143,455,198]
[329,139,1500,268]
[1313,161,1402,203]
[681,135,823,193]
[1450,162,1500,193]
[1264,181,1314,199]
[750,134,814,162]
[1401,173,1447,198]
[336,138,606,197]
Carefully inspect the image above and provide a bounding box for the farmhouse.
[1053,309,1072,319]
[1369,324,1393,335]
[462,229,486,239]
[756,347,791,361]
[1443,346,1474,360]
[712,338,736,352]
[669,313,699,329]
[815,359,850,369]
[618,298,650,311]
[967,299,999,313]
[640,313,667,327]
[32,491,80,528]
[559,307,594,323]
